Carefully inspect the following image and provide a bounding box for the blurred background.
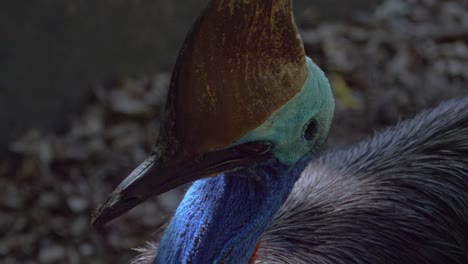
[1,0,467,263]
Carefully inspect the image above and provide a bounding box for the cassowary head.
[92,0,334,263]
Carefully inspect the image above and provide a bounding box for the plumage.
[258,97,468,263]
[131,97,468,264]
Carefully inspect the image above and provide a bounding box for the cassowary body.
[133,97,468,264]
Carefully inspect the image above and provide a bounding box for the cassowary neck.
[155,158,309,263]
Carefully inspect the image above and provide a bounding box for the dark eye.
[304,119,317,141]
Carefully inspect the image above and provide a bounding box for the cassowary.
[92,0,468,263]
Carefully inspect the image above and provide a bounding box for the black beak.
[91,141,272,227]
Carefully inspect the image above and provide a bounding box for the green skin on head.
[237,57,335,164]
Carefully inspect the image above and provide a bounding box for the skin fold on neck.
[155,157,310,263]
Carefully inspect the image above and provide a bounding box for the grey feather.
[258,97,468,264]
[131,242,159,264]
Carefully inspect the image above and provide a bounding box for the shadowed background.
[1,0,467,263]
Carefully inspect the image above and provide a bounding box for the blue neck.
[155,158,309,263]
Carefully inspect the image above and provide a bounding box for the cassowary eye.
[304,119,318,141]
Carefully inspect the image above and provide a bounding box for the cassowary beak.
[91,141,272,227]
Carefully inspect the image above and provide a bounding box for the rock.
[70,217,89,237]
[79,243,94,256]
[66,196,89,213]
[39,244,65,263]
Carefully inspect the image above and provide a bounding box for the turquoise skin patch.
[237,57,335,164]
